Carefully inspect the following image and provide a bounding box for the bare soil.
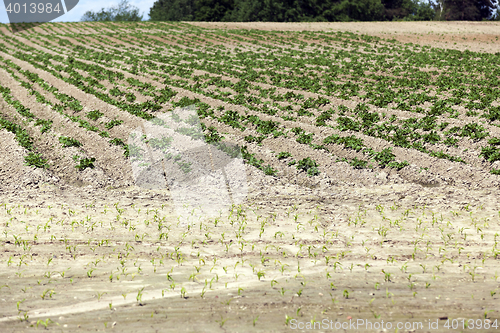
[189,21,500,53]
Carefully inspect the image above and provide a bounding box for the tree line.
[82,0,499,22]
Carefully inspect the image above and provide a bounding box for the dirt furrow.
[0,67,133,188]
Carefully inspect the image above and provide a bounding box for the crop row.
[1,24,500,178]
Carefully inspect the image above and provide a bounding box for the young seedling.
[16,299,25,312]
[40,289,55,300]
[253,315,259,327]
[382,269,392,282]
[137,287,145,303]
[36,318,53,329]
[484,310,494,319]
[217,315,227,328]
[96,292,107,301]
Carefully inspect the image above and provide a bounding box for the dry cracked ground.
[0,21,500,332]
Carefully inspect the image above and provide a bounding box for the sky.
[0,0,156,24]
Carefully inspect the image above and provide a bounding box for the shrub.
[81,0,143,22]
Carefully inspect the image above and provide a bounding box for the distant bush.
[81,0,143,22]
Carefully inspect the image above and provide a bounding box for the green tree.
[193,0,234,21]
[226,0,266,21]
[149,0,195,21]
[381,0,415,20]
[404,0,436,20]
[442,0,497,20]
[491,6,500,19]
[81,0,143,21]
[147,0,437,22]
[336,0,386,21]
[227,0,297,22]
[227,0,385,22]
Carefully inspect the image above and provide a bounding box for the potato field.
[0,21,499,332]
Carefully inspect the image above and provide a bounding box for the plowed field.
[0,21,500,332]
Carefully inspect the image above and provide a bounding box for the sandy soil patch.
[188,21,500,53]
